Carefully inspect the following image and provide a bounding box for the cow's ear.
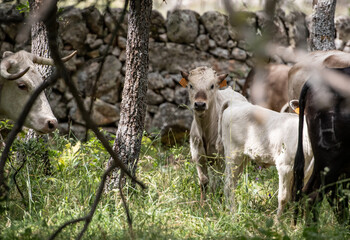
[179,71,189,88]
[289,100,300,114]
[3,51,13,58]
[324,55,350,69]
[218,74,228,88]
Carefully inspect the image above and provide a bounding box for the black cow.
[293,66,350,224]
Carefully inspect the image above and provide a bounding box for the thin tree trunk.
[106,0,152,190]
[23,0,52,174]
[309,0,336,51]
[30,0,52,77]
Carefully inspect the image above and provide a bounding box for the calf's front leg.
[190,137,208,205]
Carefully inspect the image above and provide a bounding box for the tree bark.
[309,0,337,51]
[29,0,53,78]
[106,0,152,190]
[24,0,53,174]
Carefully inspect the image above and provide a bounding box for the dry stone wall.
[1,3,349,143]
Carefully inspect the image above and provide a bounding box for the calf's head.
[179,66,227,115]
[0,50,76,134]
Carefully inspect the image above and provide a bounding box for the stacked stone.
[2,4,341,143]
[335,15,350,52]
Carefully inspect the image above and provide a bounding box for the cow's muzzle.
[38,118,58,134]
[194,102,206,111]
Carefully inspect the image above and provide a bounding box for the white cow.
[218,98,314,215]
[179,66,247,204]
[0,50,76,133]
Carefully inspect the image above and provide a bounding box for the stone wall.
[1,3,349,143]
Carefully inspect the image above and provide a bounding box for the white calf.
[179,66,247,204]
[218,99,314,215]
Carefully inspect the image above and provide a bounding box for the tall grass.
[0,130,349,239]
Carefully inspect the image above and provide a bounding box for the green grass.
[0,130,350,239]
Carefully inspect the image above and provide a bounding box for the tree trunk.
[30,0,53,78]
[24,0,52,174]
[106,0,152,190]
[309,0,336,51]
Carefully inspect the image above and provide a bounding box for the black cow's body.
[293,67,350,223]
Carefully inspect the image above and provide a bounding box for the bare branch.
[75,164,116,240]
[86,1,129,140]
[119,172,133,233]
[12,157,27,206]
[47,217,87,240]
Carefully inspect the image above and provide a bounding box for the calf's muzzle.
[194,90,207,111]
[194,102,206,111]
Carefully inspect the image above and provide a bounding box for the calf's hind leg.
[276,161,293,216]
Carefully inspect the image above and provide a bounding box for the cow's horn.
[61,50,77,62]
[32,50,77,66]
[0,59,30,80]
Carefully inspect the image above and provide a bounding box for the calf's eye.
[189,84,193,89]
[210,84,214,89]
[17,83,27,91]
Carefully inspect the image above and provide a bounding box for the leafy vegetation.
[0,129,349,239]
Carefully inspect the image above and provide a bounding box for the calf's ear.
[289,100,300,114]
[218,74,228,88]
[179,71,189,88]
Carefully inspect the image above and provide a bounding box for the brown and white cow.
[293,63,350,224]
[179,66,247,204]
[0,50,76,134]
[243,64,291,112]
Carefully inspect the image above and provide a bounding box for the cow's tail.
[292,82,309,225]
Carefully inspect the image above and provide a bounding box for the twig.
[85,0,129,141]
[119,172,133,235]
[75,164,116,240]
[12,157,27,206]
[48,217,87,240]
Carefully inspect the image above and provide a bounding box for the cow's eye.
[189,84,193,89]
[210,84,214,89]
[17,83,27,91]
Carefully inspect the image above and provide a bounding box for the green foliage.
[0,120,13,130]
[0,132,350,239]
[16,1,30,14]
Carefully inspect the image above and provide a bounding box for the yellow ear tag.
[219,79,227,88]
[294,107,300,115]
[179,78,188,88]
